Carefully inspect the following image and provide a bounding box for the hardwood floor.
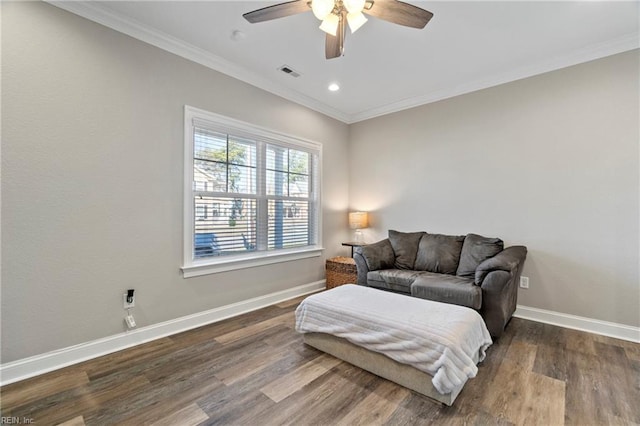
[1,295,639,425]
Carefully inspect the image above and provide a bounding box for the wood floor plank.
[335,380,410,425]
[149,403,208,426]
[8,374,151,425]
[1,369,89,409]
[83,365,222,425]
[381,392,443,425]
[275,295,307,308]
[260,353,343,402]
[625,345,640,362]
[533,341,569,381]
[239,362,375,425]
[56,415,86,426]
[215,343,300,385]
[136,339,222,383]
[564,327,597,355]
[169,305,289,348]
[593,341,640,423]
[81,337,176,380]
[516,368,565,425]
[503,340,537,371]
[115,375,222,426]
[214,312,294,344]
[197,387,275,425]
[564,349,615,425]
[483,357,565,425]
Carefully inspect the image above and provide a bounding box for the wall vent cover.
[278,65,301,78]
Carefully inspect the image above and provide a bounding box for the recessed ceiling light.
[328,83,340,92]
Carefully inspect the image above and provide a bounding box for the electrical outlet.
[125,314,137,329]
[519,276,530,289]
[123,293,135,309]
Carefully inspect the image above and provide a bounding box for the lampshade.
[343,0,366,14]
[347,11,367,33]
[349,211,369,230]
[312,0,335,20]
[319,13,340,36]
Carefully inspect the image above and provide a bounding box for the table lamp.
[348,211,369,243]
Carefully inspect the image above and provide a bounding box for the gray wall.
[349,50,640,327]
[1,2,350,362]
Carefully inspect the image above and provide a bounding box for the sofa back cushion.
[456,233,504,279]
[414,233,465,274]
[388,230,424,270]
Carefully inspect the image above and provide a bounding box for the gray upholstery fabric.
[456,233,504,279]
[414,233,465,274]
[475,246,528,285]
[357,239,395,271]
[411,273,481,310]
[388,230,424,270]
[479,270,515,337]
[353,248,369,286]
[354,229,527,338]
[367,269,423,293]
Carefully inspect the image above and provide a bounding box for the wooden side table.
[325,256,357,289]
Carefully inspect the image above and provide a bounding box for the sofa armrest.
[475,245,528,285]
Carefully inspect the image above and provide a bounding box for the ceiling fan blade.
[243,1,311,23]
[363,0,433,29]
[325,14,346,59]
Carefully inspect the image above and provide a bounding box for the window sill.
[181,246,324,278]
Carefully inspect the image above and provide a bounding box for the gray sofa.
[353,230,527,337]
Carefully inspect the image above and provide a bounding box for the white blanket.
[295,285,492,395]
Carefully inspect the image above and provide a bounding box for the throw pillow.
[388,230,424,270]
[414,233,465,274]
[357,239,395,271]
[456,233,504,279]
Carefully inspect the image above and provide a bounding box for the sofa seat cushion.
[411,273,482,310]
[414,233,465,274]
[367,269,424,293]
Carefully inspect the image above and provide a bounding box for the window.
[183,106,322,277]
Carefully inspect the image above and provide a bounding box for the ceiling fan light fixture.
[311,0,335,20]
[319,13,340,36]
[347,11,367,33]
[343,0,366,14]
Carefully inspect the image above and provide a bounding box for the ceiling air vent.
[278,65,301,78]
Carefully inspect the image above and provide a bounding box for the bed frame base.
[303,332,463,406]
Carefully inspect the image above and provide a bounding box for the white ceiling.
[51,1,639,123]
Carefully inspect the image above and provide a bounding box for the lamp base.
[353,229,364,244]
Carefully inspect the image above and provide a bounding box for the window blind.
[189,116,319,262]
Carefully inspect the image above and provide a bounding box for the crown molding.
[47,2,638,125]
[349,32,640,123]
[47,1,352,124]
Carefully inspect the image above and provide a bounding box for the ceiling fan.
[243,0,433,59]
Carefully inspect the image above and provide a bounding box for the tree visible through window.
[193,129,257,256]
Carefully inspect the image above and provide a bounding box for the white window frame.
[182,106,323,278]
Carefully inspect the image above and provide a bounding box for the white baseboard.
[0,280,325,386]
[514,305,640,343]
